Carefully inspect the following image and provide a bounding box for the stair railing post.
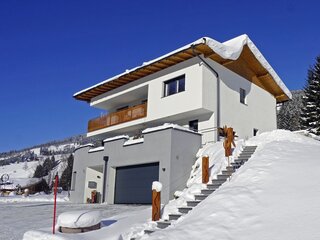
[152,181,162,221]
[202,156,209,184]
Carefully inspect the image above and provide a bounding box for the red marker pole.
[52,174,59,234]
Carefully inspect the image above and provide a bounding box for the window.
[189,120,198,131]
[240,88,246,104]
[253,128,259,136]
[164,75,185,97]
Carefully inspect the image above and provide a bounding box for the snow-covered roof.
[74,35,291,102]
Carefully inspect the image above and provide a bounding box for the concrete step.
[222,170,234,175]
[187,200,201,207]
[195,194,209,201]
[144,229,155,234]
[178,207,193,214]
[157,221,171,229]
[169,213,183,221]
[201,188,215,195]
[243,146,257,150]
[206,183,221,189]
[235,156,250,161]
[234,159,247,164]
[212,179,226,184]
[238,154,253,158]
[217,174,230,180]
[226,166,235,171]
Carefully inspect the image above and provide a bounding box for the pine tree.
[277,90,304,131]
[301,56,320,135]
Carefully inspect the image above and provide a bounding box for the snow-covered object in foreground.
[57,210,101,228]
[152,181,162,192]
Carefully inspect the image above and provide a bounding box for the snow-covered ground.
[0,191,69,203]
[144,130,320,240]
[3,130,320,240]
[0,201,148,240]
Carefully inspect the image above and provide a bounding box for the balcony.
[88,103,147,132]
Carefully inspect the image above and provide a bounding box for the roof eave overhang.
[74,36,291,103]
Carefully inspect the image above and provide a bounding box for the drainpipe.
[191,40,221,141]
[102,156,109,203]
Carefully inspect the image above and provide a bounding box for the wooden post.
[202,156,209,183]
[152,190,161,221]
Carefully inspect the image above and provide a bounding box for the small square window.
[240,88,246,104]
[164,75,185,97]
[189,120,198,131]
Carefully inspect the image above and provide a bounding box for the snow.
[103,135,129,143]
[74,35,291,100]
[57,210,102,228]
[88,146,104,153]
[144,130,320,240]
[75,143,94,150]
[4,130,319,240]
[123,138,144,146]
[0,191,69,203]
[142,123,199,135]
[152,181,162,192]
[23,205,151,240]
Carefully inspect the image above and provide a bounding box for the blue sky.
[0,0,319,152]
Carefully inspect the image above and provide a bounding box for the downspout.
[191,39,221,141]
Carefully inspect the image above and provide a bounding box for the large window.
[164,75,185,97]
[240,88,246,104]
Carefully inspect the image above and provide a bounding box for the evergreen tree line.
[33,154,74,191]
[277,55,320,135]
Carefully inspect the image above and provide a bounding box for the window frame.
[163,75,185,97]
[240,88,247,104]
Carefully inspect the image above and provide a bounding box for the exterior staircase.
[146,145,258,234]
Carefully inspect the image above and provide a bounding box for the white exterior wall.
[83,167,103,203]
[86,56,277,142]
[204,59,277,140]
[88,58,215,139]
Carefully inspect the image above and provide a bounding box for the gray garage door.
[114,162,159,204]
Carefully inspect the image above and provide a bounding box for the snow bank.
[0,191,69,203]
[57,210,101,228]
[146,130,320,240]
[152,181,162,192]
[23,206,152,240]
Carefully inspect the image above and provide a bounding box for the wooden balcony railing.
[88,103,147,132]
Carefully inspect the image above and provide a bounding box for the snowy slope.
[21,130,320,240]
[146,130,320,240]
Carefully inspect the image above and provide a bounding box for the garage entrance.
[114,162,159,204]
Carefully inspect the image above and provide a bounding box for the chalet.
[70,34,291,204]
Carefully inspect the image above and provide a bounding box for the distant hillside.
[0,134,103,166]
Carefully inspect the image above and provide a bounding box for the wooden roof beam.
[147,65,162,71]
[130,71,148,78]
[171,55,188,61]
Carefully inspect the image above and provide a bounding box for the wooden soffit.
[74,44,289,103]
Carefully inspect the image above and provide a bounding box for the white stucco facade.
[86,55,277,143]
